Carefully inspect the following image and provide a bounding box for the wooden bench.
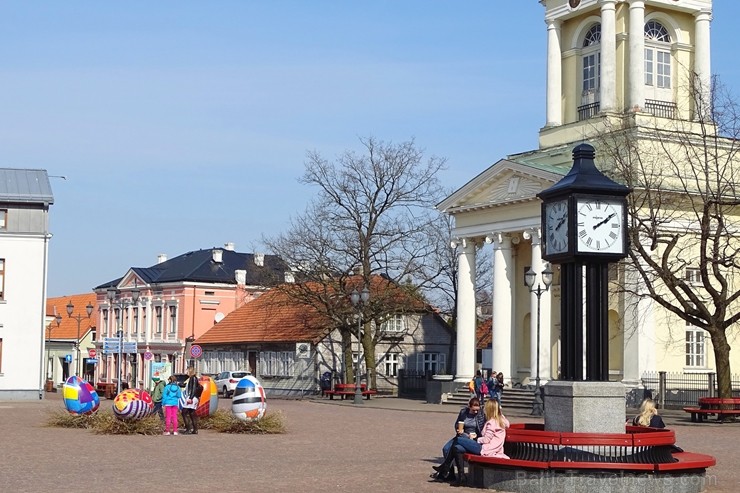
[324,383,378,400]
[683,397,740,422]
[95,382,116,399]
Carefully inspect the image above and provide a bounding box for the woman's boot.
[450,449,466,487]
[431,451,454,480]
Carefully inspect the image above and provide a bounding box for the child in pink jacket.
[477,399,510,458]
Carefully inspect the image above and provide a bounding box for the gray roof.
[0,168,54,205]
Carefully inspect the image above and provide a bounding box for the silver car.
[215,370,251,398]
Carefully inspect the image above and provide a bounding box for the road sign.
[189,344,203,358]
[88,358,98,364]
[122,342,138,354]
[103,337,120,354]
[64,354,72,363]
[143,351,153,361]
[88,349,97,358]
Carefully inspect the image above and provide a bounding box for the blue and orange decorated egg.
[195,376,218,418]
[112,388,153,420]
[62,376,100,415]
[231,375,266,421]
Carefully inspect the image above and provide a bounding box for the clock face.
[544,199,569,255]
[576,199,624,254]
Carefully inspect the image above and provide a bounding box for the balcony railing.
[645,99,677,119]
[577,102,600,121]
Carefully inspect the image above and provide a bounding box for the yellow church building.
[438,0,739,399]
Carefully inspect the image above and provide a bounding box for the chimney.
[212,249,223,263]
[254,253,264,267]
[284,271,295,283]
[235,269,246,285]
[224,242,235,251]
[157,254,168,264]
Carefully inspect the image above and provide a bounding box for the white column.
[454,238,477,382]
[622,264,656,386]
[545,18,562,127]
[491,233,514,384]
[628,0,645,111]
[694,10,712,120]
[524,229,552,383]
[600,0,617,112]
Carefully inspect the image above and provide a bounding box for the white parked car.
[215,370,251,398]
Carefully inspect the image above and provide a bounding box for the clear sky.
[2,1,738,297]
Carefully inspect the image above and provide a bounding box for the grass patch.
[200,409,286,434]
[46,408,285,435]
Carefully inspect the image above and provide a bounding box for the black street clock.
[539,144,630,264]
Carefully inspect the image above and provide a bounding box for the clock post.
[538,143,631,433]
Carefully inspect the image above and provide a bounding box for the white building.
[0,168,54,400]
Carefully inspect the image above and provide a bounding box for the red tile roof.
[45,293,97,340]
[477,318,492,350]
[196,288,330,345]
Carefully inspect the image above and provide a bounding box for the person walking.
[161,375,181,436]
[151,376,166,420]
[181,366,203,435]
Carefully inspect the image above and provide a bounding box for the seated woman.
[431,397,485,482]
[632,398,665,428]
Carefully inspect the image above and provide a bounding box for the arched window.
[582,24,601,94]
[644,20,671,89]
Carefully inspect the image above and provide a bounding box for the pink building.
[92,245,289,390]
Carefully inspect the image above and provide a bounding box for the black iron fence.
[645,99,677,119]
[578,102,600,121]
[398,369,433,398]
[640,371,740,409]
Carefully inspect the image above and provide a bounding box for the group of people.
[431,387,667,486]
[150,366,204,435]
[431,396,510,486]
[471,370,504,405]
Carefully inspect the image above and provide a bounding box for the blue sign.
[64,354,72,363]
[87,358,98,364]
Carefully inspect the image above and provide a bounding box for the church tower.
[539,0,712,149]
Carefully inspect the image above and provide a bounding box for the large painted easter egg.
[195,376,218,418]
[112,388,153,420]
[62,376,100,415]
[231,375,266,421]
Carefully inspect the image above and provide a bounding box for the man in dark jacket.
[181,366,203,434]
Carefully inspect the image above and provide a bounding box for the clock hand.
[592,212,616,230]
[555,216,566,231]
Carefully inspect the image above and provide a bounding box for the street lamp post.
[524,265,553,417]
[66,300,94,377]
[350,287,370,405]
[107,286,140,395]
[46,315,62,383]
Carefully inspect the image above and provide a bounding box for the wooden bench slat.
[656,452,716,471]
[549,461,656,471]
[465,455,550,470]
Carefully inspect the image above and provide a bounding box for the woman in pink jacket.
[477,399,510,458]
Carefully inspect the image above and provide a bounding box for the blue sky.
[1,1,738,297]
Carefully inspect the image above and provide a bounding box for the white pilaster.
[694,10,712,120]
[622,263,656,386]
[545,18,562,127]
[491,233,514,383]
[454,238,477,382]
[628,0,646,111]
[600,0,617,112]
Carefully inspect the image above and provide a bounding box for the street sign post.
[88,349,97,358]
[189,344,203,359]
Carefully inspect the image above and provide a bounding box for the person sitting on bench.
[632,398,665,428]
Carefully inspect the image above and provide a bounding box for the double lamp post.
[107,286,140,395]
[350,287,370,405]
[65,300,93,377]
[524,265,553,417]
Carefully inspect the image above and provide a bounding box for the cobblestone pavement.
[0,393,736,492]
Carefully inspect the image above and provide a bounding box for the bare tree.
[597,75,740,399]
[264,137,446,387]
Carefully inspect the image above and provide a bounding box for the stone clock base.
[543,380,626,433]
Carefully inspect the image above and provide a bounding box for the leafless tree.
[264,137,447,387]
[597,75,740,399]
